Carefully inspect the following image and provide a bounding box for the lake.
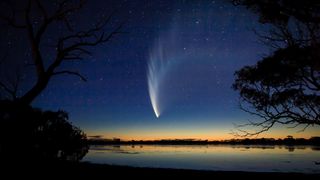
[82,145,320,173]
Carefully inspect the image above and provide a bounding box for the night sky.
[2,0,319,140]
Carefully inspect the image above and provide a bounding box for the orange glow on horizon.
[85,122,320,141]
[86,130,319,141]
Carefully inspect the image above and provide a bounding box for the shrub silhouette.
[0,100,88,162]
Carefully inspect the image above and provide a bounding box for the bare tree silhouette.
[0,0,124,104]
[0,0,124,162]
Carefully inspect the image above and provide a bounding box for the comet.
[147,24,190,118]
[147,40,167,118]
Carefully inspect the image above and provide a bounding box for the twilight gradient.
[12,0,317,140]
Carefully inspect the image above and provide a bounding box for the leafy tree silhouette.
[0,100,88,162]
[232,0,320,136]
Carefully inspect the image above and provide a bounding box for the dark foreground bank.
[2,161,320,178]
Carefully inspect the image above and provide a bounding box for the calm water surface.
[82,145,320,173]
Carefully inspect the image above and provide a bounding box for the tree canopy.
[232,0,320,136]
[0,101,88,161]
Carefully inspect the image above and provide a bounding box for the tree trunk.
[18,76,50,105]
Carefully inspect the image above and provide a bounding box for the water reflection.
[285,146,295,152]
[312,147,320,151]
[83,145,320,173]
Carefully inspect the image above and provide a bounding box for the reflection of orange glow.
[89,145,317,155]
[85,144,320,173]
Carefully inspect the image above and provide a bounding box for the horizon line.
[87,136,320,142]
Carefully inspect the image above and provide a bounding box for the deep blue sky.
[2,0,318,139]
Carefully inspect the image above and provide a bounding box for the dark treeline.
[0,101,88,162]
[88,136,320,146]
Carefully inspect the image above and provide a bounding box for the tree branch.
[48,15,125,75]
[53,70,87,81]
[1,0,124,104]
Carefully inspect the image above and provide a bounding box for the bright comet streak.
[149,83,160,118]
[147,41,167,118]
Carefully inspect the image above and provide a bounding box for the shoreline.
[5,161,319,178]
[87,137,320,146]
